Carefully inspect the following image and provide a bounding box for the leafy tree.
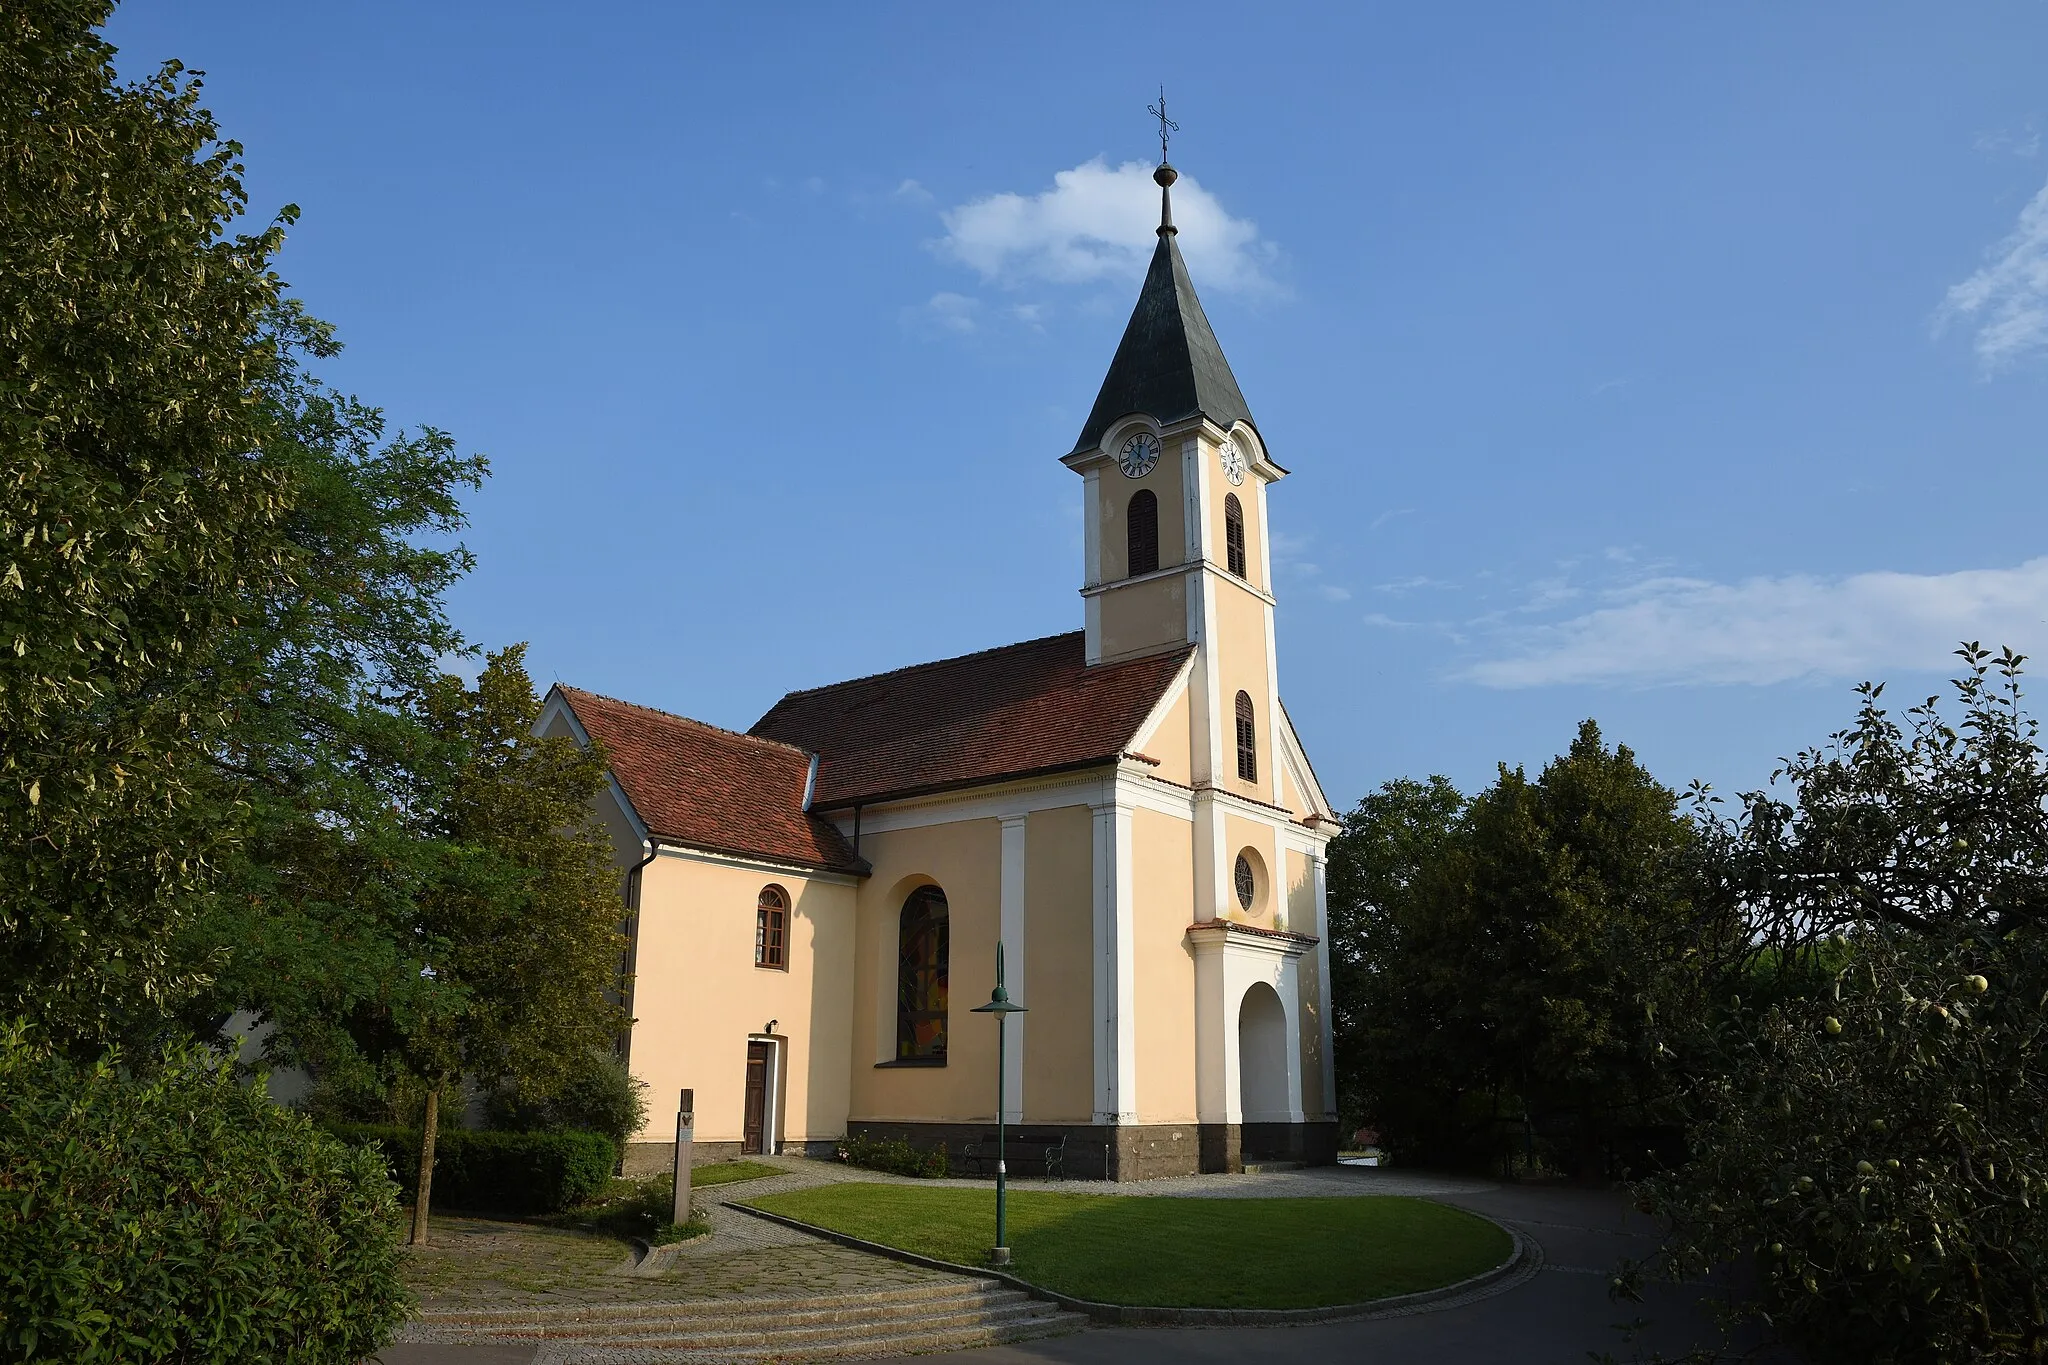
[1337,724,1711,1174]
[0,0,302,1046]
[485,1050,650,1156]
[245,647,629,1243]
[1325,775,1465,1134]
[1635,648,2048,1363]
[0,3,486,1055]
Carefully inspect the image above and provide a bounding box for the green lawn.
[742,1184,1511,1309]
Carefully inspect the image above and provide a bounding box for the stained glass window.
[895,887,949,1061]
[1235,854,1256,911]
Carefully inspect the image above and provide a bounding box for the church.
[537,160,1339,1181]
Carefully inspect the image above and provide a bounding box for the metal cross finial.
[1148,87,1179,164]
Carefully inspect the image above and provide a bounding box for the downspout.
[618,836,662,1072]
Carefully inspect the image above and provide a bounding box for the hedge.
[0,1024,408,1364]
[329,1123,616,1215]
[836,1132,949,1178]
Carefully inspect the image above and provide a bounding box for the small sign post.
[671,1088,694,1227]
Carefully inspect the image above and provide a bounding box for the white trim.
[1264,586,1284,808]
[1125,653,1196,756]
[1090,802,1114,1121]
[652,842,862,887]
[1278,702,1337,821]
[836,771,1111,836]
[998,813,1028,1124]
[1089,799,1139,1124]
[1312,853,1337,1120]
[539,690,653,846]
[1082,466,1103,589]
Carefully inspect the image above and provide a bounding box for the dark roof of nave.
[554,686,868,875]
[1069,230,1255,457]
[751,631,1194,808]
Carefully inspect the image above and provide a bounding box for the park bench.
[961,1131,1066,1180]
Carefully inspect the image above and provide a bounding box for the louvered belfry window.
[1235,690,1258,782]
[1127,489,1159,577]
[1224,493,1247,578]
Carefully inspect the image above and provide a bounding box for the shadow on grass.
[744,1185,1511,1309]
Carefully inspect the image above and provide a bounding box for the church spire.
[1067,97,1253,458]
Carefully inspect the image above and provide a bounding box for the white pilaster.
[1090,798,1138,1123]
[999,812,1028,1123]
[1083,468,1104,664]
[1313,852,1337,1118]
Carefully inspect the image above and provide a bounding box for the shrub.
[0,1024,408,1364]
[484,1051,648,1155]
[331,1123,616,1215]
[837,1132,948,1178]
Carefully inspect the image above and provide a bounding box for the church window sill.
[874,1057,947,1069]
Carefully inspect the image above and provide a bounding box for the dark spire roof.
[1069,166,1254,457]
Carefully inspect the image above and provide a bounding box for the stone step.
[1241,1159,1306,1173]
[534,1309,1088,1363]
[512,1297,1062,1350]
[456,1293,1048,1342]
[413,1280,1003,1330]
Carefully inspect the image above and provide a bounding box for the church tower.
[1061,158,1289,818]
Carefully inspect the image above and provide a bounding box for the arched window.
[755,885,788,969]
[1126,489,1159,577]
[895,886,949,1061]
[1224,493,1247,578]
[1235,690,1258,782]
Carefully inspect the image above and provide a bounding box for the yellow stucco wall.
[1023,804,1095,1123]
[849,818,1003,1122]
[629,853,856,1146]
[1222,813,1282,930]
[1132,808,1198,1124]
[1137,682,1192,786]
[1097,448,1189,580]
[1284,847,1317,936]
[1099,572,1188,662]
[1213,586,1275,804]
[1203,444,1267,593]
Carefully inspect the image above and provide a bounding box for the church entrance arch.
[1237,980,1289,1122]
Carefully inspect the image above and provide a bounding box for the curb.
[730,1200,1538,1328]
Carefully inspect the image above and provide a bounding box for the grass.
[692,1159,782,1188]
[742,1184,1512,1309]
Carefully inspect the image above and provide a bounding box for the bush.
[331,1123,616,1215]
[0,1024,408,1364]
[837,1132,948,1178]
[484,1051,648,1155]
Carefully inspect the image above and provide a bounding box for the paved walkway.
[379,1158,1794,1365]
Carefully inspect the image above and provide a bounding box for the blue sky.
[108,2,2048,808]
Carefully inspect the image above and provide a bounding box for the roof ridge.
[558,685,812,758]
[764,630,1086,705]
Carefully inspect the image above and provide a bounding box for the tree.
[1635,647,2048,1363]
[0,0,302,1046]
[1336,724,1710,1174]
[1324,775,1465,1134]
[244,647,630,1244]
[0,3,487,1055]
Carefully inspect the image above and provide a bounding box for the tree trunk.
[409,1081,443,1246]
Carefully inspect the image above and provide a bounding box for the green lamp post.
[971,941,1027,1265]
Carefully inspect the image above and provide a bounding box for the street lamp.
[971,941,1027,1265]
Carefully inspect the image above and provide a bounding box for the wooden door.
[741,1041,771,1155]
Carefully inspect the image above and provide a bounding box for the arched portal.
[1238,980,1289,1121]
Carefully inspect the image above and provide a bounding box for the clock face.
[1117,430,1162,478]
[1219,438,1247,486]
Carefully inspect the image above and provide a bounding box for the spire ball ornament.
[1148,87,1181,236]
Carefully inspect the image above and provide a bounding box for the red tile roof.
[751,631,1193,808]
[554,686,866,875]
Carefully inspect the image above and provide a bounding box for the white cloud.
[1463,558,2048,689]
[1938,177,2048,370]
[913,292,979,335]
[1317,584,1354,603]
[894,178,934,205]
[935,158,1277,296]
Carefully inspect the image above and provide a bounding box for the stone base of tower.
[845,1119,1338,1182]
